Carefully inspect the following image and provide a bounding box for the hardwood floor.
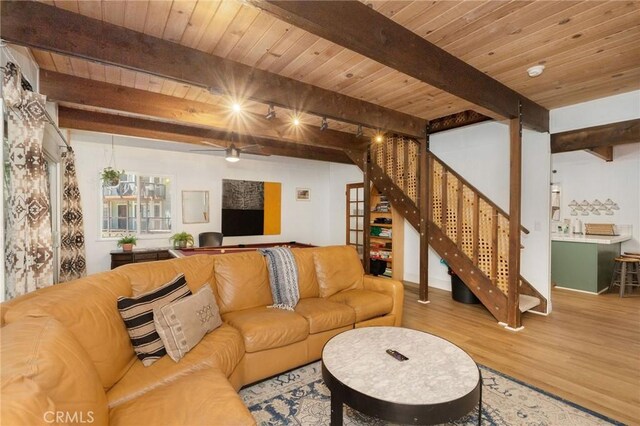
[401,284,640,425]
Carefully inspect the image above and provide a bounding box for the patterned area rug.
[240,361,622,426]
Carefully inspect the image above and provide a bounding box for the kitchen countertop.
[551,233,632,244]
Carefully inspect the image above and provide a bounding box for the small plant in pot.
[101,167,124,187]
[117,235,137,252]
[170,232,194,249]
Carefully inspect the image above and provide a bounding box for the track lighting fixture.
[356,125,363,138]
[265,104,276,121]
[320,117,328,132]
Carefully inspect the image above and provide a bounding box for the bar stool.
[609,257,640,297]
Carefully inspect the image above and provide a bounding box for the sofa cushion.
[213,251,273,314]
[291,248,319,299]
[167,255,218,296]
[1,377,56,426]
[294,298,355,334]
[109,369,255,426]
[117,261,182,296]
[0,317,108,425]
[154,285,223,362]
[107,324,244,408]
[223,307,309,353]
[4,271,136,390]
[313,245,364,298]
[328,289,393,322]
[118,274,192,366]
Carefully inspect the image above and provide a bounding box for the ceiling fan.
[189,141,269,162]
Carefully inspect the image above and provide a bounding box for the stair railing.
[369,136,534,323]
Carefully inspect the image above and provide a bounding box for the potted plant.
[170,232,194,249]
[117,235,137,252]
[101,167,124,187]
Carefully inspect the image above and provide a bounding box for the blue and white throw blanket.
[259,247,300,310]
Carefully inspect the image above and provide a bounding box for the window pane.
[357,216,364,229]
[139,175,172,234]
[350,231,357,243]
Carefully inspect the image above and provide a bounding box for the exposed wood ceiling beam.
[586,146,614,162]
[40,71,365,152]
[250,0,549,132]
[1,0,426,138]
[58,107,354,164]
[551,119,640,153]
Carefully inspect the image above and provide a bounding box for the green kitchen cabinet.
[551,240,620,293]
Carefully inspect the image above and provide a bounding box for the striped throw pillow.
[117,274,192,366]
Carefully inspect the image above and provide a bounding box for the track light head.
[320,117,328,132]
[265,104,276,121]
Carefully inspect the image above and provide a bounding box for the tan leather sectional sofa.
[0,245,404,425]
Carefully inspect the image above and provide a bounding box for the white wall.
[403,121,553,306]
[72,131,345,274]
[550,90,640,252]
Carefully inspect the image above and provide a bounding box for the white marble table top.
[322,327,479,406]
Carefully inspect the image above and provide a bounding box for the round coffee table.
[322,327,481,425]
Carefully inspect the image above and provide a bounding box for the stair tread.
[519,294,541,313]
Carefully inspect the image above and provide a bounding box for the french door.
[346,183,365,258]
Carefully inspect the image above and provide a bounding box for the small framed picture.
[296,188,310,201]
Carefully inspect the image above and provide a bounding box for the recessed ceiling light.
[527,65,545,78]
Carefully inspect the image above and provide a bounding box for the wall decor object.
[567,198,619,217]
[296,188,310,201]
[182,190,209,224]
[222,179,281,236]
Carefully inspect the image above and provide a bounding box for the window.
[101,172,173,238]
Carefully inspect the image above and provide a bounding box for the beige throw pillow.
[154,284,222,362]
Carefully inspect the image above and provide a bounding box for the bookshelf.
[369,186,404,280]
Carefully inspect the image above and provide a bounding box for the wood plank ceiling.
[9,0,640,159]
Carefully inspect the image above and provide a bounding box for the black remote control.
[386,349,409,361]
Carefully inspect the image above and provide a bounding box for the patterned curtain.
[59,149,87,282]
[3,63,54,299]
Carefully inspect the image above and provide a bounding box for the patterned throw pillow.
[154,284,222,362]
[117,274,192,366]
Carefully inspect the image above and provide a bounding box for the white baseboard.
[554,286,606,295]
[526,309,549,316]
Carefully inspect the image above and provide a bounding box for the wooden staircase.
[347,135,547,329]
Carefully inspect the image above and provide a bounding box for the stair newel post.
[418,124,430,303]
[507,103,523,330]
[363,148,372,274]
